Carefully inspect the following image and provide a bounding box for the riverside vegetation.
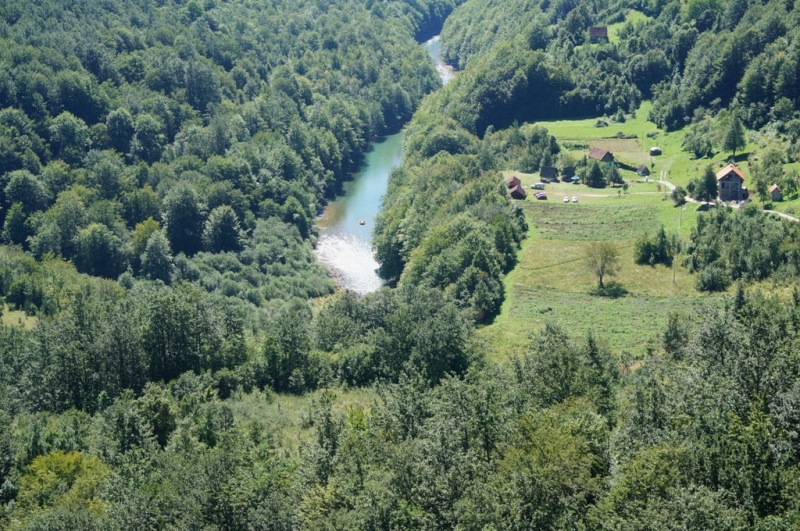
[5,0,800,529]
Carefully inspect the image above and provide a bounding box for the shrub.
[695,264,730,292]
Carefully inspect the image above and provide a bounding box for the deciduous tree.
[585,241,620,289]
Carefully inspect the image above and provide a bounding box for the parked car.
[563,196,569,203]
[532,183,546,190]
[540,177,550,184]
[535,193,548,200]
[572,196,578,203]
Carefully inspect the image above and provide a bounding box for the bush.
[695,264,730,292]
[634,226,674,266]
[589,281,628,298]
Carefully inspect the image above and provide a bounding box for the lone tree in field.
[585,242,620,289]
[722,112,746,160]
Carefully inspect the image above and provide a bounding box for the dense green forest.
[4,0,800,528]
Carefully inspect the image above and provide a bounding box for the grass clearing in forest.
[481,196,717,361]
[608,10,653,44]
[485,106,729,361]
[489,102,798,362]
[2,305,37,329]
[228,387,377,453]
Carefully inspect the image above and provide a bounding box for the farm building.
[636,164,650,177]
[505,175,521,188]
[509,184,527,200]
[562,166,575,178]
[716,164,746,202]
[589,26,608,42]
[540,166,558,180]
[588,147,614,163]
[770,184,782,202]
[649,147,662,156]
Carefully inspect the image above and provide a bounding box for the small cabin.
[562,166,576,179]
[716,164,745,202]
[649,147,662,156]
[589,26,608,42]
[637,164,651,177]
[505,175,521,188]
[588,147,614,163]
[770,184,782,202]
[540,166,558,181]
[509,184,527,200]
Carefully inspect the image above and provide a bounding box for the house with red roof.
[716,164,746,202]
[505,175,521,188]
[588,147,614,163]
[509,184,527,200]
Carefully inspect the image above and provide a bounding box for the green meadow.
[480,103,746,361]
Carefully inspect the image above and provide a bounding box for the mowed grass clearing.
[481,195,719,361]
[484,108,733,361]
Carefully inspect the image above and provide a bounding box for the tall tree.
[203,205,244,253]
[722,112,746,159]
[585,242,620,289]
[695,165,719,203]
[163,183,206,256]
[140,230,174,283]
[74,223,127,278]
[106,108,135,155]
[3,202,28,246]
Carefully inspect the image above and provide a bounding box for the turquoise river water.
[315,36,454,294]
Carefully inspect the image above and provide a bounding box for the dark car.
[535,192,548,200]
[540,177,551,184]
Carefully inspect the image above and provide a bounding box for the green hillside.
[4,0,800,528]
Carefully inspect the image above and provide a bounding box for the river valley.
[314,35,454,294]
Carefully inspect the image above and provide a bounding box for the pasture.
[483,105,734,361]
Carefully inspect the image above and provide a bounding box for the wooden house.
[588,147,614,163]
[509,184,527,200]
[562,166,575,178]
[636,164,651,177]
[770,184,782,202]
[540,166,558,180]
[716,164,746,202]
[649,146,662,156]
[505,175,521,188]
[589,26,608,42]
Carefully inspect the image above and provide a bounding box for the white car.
[572,196,578,203]
[563,196,569,203]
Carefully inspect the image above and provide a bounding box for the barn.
[770,184,782,202]
[509,184,527,200]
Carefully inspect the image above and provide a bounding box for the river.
[315,36,454,295]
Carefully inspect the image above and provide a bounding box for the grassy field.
[2,305,37,329]
[480,191,715,361]
[608,10,653,44]
[534,101,770,194]
[227,386,376,453]
[482,106,737,361]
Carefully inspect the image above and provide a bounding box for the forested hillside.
[4,0,800,528]
[377,0,800,318]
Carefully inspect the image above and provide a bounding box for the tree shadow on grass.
[589,281,628,298]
